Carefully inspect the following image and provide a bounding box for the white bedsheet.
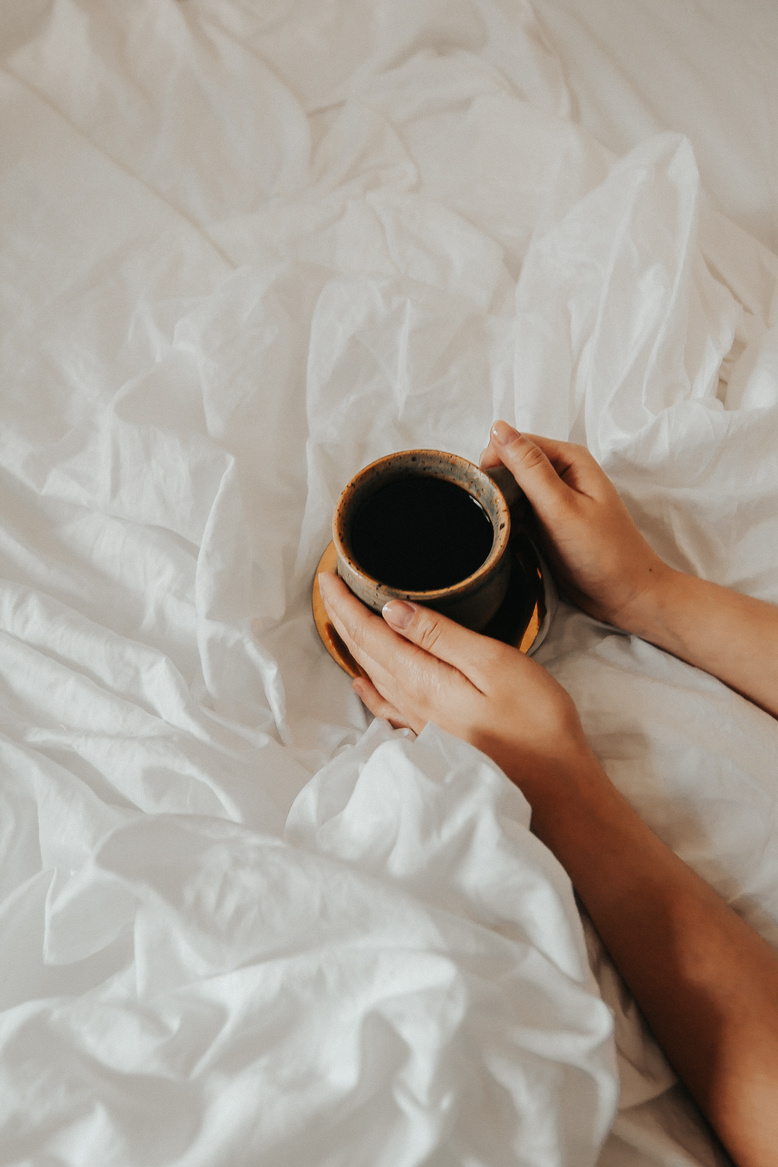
[1,2,777,1164]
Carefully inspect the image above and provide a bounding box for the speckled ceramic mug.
[333,450,519,632]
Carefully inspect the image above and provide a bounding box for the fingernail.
[492,420,519,446]
[383,600,416,629]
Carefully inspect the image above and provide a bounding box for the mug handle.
[484,463,523,512]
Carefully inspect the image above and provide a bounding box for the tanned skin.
[319,420,778,1167]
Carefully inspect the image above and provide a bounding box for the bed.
[2,2,777,1163]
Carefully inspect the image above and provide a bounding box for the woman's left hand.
[317,571,605,823]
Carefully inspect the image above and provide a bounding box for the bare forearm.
[534,771,778,1167]
[622,567,778,719]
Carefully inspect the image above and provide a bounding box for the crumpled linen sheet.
[1,2,777,1165]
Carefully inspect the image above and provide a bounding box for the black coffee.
[350,475,494,591]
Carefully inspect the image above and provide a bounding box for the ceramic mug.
[332,450,521,632]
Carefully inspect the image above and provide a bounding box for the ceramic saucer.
[312,531,554,679]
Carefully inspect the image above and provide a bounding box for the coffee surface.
[350,475,494,591]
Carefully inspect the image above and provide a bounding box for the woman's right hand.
[480,421,672,632]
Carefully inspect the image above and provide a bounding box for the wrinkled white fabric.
[1,723,616,1167]
[1,2,777,1165]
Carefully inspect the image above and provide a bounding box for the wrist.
[512,745,616,851]
[614,561,682,643]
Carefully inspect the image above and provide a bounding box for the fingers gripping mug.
[332,450,521,632]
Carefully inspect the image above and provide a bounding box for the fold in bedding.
[1,2,777,1165]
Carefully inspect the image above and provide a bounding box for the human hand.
[481,421,673,632]
[318,571,607,832]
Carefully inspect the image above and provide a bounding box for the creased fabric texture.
[1,2,777,1165]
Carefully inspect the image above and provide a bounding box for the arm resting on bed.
[320,571,778,1167]
[543,763,778,1167]
[621,568,778,719]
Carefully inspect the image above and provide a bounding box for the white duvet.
[1,2,777,1165]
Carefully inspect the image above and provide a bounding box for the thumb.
[486,421,571,521]
[381,598,497,683]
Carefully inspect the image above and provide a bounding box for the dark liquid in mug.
[350,475,494,591]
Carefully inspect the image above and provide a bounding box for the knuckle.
[476,639,505,675]
[403,654,438,713]
[511,440,547,473]
[414,613,444,654]
[572,442,596,468]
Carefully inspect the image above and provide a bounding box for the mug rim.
[333,449,512,602]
